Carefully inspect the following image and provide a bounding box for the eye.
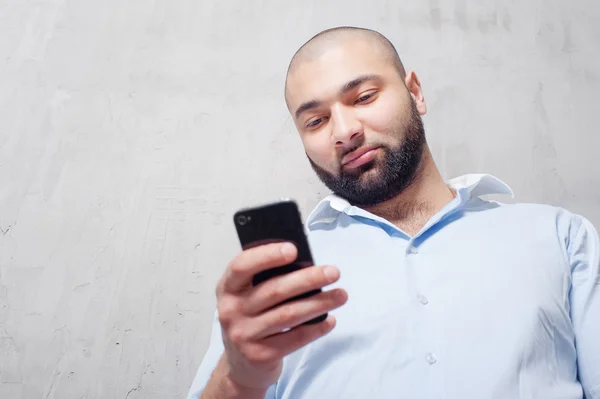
[355,92,377,104]
[306,117,327,129]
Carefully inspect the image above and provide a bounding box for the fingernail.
[280,243,295,257]
[322,316,336,332]
[323,266,339,281]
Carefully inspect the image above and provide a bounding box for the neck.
[364,147,455,236]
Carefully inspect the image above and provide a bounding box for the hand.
[215,242,347,391]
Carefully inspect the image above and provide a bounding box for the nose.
[331,105,363,146]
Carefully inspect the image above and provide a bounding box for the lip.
[341,146,380,169]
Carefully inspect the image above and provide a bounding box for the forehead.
[286,38,397,110]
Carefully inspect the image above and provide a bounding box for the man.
[188,26,600,398]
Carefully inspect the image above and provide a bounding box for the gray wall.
[1,0,598,398]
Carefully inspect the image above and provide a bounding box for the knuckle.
[228,327,247,347]
[241,345,272,365]
[229,258,246,276]
[217,312,231,329]
[218,298,240,326]
[294,324,312,343]
[238,345,253,361]
[250,348,276,365]
[266,283,284,302]
[215,279,225,298]
[278,305,297,325]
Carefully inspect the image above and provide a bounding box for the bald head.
[285,27,406,103]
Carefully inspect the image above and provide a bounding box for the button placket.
[426,353,437,365]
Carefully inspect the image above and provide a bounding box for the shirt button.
[417,294,429,305]
[426,353,437,365]
[408,246,418,254]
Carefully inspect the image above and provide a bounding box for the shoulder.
[478,199,596,254]
[473,198,584,225]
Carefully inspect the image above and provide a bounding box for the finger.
[222,242,297,293]
[262,315,337,359]
[252,288,347,339]
[244,265,341,314]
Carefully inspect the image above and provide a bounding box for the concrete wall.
[1,0,598,397]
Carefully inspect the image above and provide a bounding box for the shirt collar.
[306,174,514,228]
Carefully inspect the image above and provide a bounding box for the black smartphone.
[233,200,327,325]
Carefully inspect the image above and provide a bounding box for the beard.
[308,98,426,207]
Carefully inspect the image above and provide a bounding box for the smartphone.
[233,200,327,325]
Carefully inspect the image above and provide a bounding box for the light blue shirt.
[188,174,600,399]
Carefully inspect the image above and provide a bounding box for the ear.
[405,71,427,115]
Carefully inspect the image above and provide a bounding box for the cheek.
[361,93,410,134]
[301,133,337,170]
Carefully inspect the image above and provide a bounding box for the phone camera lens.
[237,215,247,226]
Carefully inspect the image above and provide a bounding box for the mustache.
[341,145,360,159]
[340,143,384,161]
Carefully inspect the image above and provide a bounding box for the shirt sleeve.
[186,311,277,399]
[568,215,600,398]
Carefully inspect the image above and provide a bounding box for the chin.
[359,172,385,191]
[353,159,381,179]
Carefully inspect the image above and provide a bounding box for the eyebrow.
[294,74,382,120]
[339,74,382,95]
[294,100,321,120]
